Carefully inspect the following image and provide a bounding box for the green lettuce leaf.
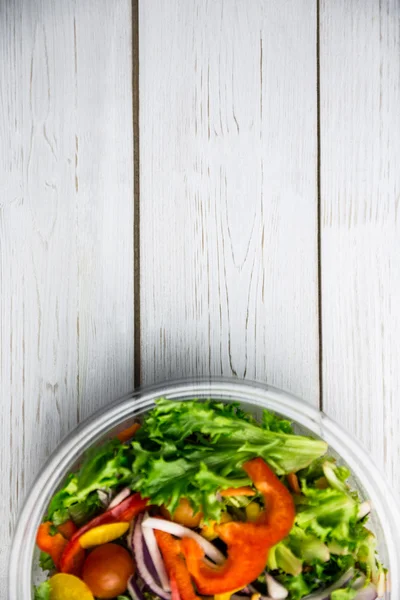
[66,493,102,527]
[46,440,132,523]
[357,531,383,585]
[280,574,311,600]
[275,555,356,599]
[131,399,327,519]
[262,410,294,434]
[45,399,327,524]
[288,526,330,563]
[267,460,377,599]
[138,400,327,473]
[39,551,55,572]
[331,590,357,600]
[267,542,303,575]
[33,581,51,600]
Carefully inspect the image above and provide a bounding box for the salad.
[34,399,386,600]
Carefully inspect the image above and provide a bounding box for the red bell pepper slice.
[219,486,255,497]
[155,530,200,600]
[170,574,182,600]
[244,457,296,545]
[60,492,148,574]
[56,519,77,540]
[59,538,86,576]
[287,472,301,494]
[36,520,76,568]
[181,458,295,594]
[116,422,141,443]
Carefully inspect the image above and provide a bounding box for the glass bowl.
[9,378,400,599]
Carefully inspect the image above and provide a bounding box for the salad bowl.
[9,378,400,599]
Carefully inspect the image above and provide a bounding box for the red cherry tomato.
[82,543,135,599]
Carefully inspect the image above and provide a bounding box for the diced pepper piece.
[181,458,295,594]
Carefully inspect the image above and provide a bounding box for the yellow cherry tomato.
[49,573,94,600]
[161,498,203,528]
[79,522,130,548]
[245,502,261,522]
[201,512,232,540]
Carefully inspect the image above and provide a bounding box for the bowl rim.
[9,377,400,599]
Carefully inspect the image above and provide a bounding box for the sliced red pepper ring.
[181,458,295,595]
[154,530,200,600]
[60,492,148,575]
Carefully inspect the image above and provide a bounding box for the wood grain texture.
[320,0,400,495]
[0,0,133,586]
[139,0,319,402]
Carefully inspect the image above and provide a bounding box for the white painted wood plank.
[0,0,134,587]
[320,0,400,495]
[139,0,319,402]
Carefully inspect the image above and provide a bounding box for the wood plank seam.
[133,0,142,386]
[316,0,323,412]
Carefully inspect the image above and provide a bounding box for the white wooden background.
[1,0,399,593]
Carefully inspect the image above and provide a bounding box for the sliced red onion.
[238,586,252,595]
[352,574,367,590]
[132,514,171,600]
[265,573,288,599]
[377,571,386,597]
[353,585,378,600]
[128,519,136,546]
[128,576,145,600]
[357,501,371,520]
[97,489,111,507]
[142,523,165,586]
[108,487,131,509]
[142,516,225,565]
[302,568,354,600]
[142,512,171,591]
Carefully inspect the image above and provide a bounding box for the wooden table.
[1,0,399,591]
